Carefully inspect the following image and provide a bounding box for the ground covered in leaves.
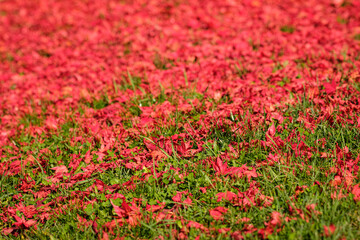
[1,0,360,239]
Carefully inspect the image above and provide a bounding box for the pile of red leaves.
[1,0,360,239]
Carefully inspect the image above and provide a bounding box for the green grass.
[2,93,360,239]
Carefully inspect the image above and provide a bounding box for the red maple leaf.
[110,200,126,218]
[267,124,276,137]
[209,207,228,220]
[216,191,237,202]
[323,81,337,95]
[211,157,228,174]
[269,211,282,227]
[324,224,336,237]
[13,215,36,228]
[172,192,183,202]
[352,184,360,201]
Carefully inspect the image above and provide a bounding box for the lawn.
[1,0,360,239]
